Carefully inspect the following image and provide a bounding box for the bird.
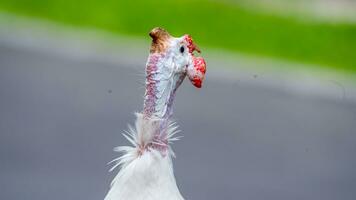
[104,27,206,200]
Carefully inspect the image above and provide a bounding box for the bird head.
[149,27,206,88]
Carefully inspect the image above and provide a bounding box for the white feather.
[105,113,184,200]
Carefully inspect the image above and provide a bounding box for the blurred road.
[0,40,356,200]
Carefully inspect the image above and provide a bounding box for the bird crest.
[149,27,172,53]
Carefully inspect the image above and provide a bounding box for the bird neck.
[142,53,185,151]
[143,53,186,121]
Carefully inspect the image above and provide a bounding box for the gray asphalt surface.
[1,42,356,200]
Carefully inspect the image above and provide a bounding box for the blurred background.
[0,0,356,200]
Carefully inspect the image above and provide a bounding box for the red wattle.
[187,56,206,88]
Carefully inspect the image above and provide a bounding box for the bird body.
[107,149,183,200]
[105,27,206,200]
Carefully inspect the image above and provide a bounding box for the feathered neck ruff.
[109,113,180,172]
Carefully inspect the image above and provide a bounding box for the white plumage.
[105,113,183,200]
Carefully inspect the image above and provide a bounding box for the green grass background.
[0,0,355,73]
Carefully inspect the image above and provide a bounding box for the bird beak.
[193,43,201,53]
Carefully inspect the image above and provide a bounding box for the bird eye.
[180,46,185,53]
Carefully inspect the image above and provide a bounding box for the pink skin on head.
[184,34,201,54]
[184,35,206,88]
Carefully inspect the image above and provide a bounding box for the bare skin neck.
[142,52,186,151]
